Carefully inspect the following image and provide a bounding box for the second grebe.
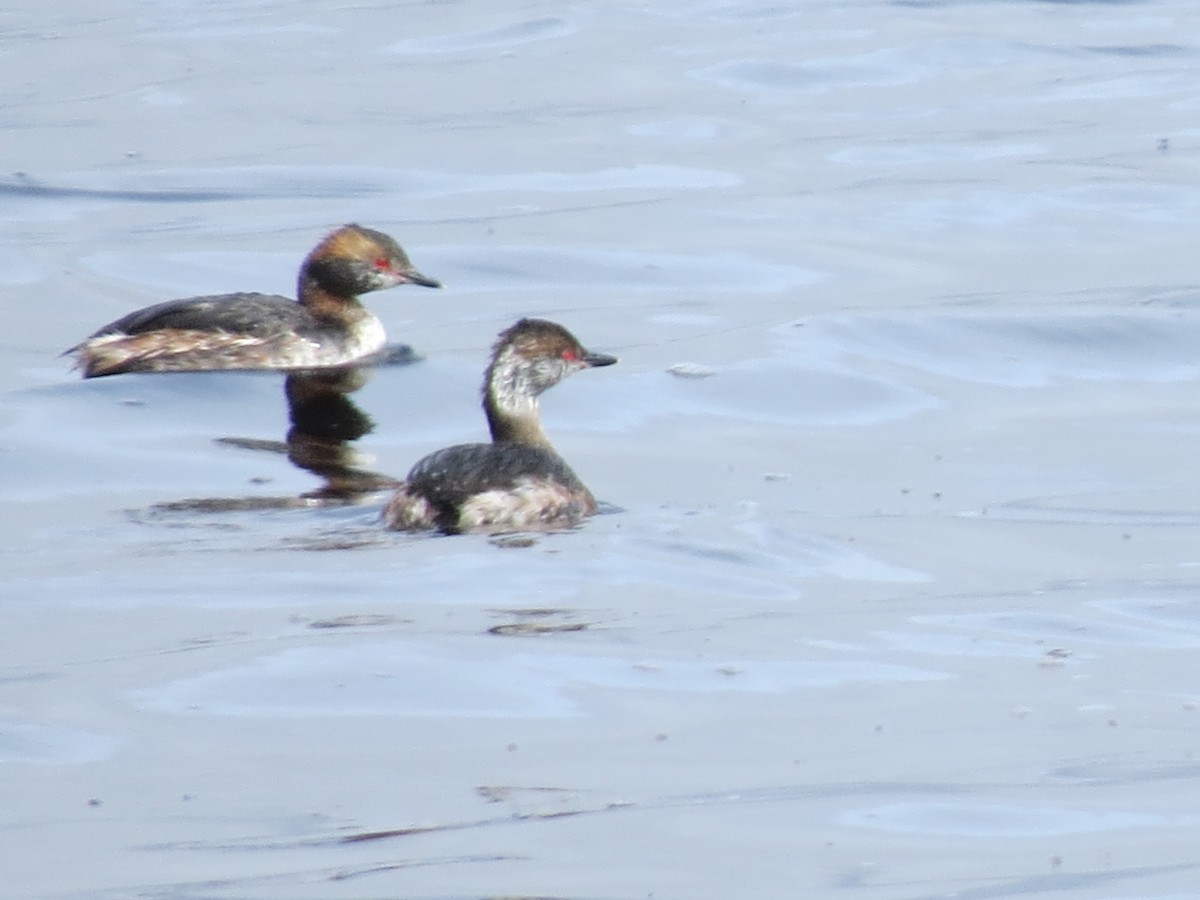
[69,224,440,377]
[383,318,616,535]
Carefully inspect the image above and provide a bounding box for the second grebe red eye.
[373,256,391,271]
[562,349,578,361]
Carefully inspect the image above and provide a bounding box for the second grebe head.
[484,318,616,415]
[300,224,441,301]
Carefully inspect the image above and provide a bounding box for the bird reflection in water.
[275,365,399,501]
[147,351,413,517]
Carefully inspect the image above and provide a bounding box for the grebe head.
[300,224,441,299]
[485,318,616,413]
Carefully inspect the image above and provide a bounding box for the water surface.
[4,1,1200,897]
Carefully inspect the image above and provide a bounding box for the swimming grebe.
[69,224,440,377]
[383,318,616,534]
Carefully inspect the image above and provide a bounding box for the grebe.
[69,224,440,377]
[383,318,616,534]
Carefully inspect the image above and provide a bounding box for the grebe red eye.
[562,349,578,361]
[373,256,391,271]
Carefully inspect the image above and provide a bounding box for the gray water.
[4,1,1200,897]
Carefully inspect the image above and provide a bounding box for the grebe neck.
[483,346,553,447]
[297,275,366,323]
[484,391,551,447]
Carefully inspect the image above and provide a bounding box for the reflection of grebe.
[384,318,616,534]
[69,224,440,377]
[146,367,404,518]
[283,368,401,501]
